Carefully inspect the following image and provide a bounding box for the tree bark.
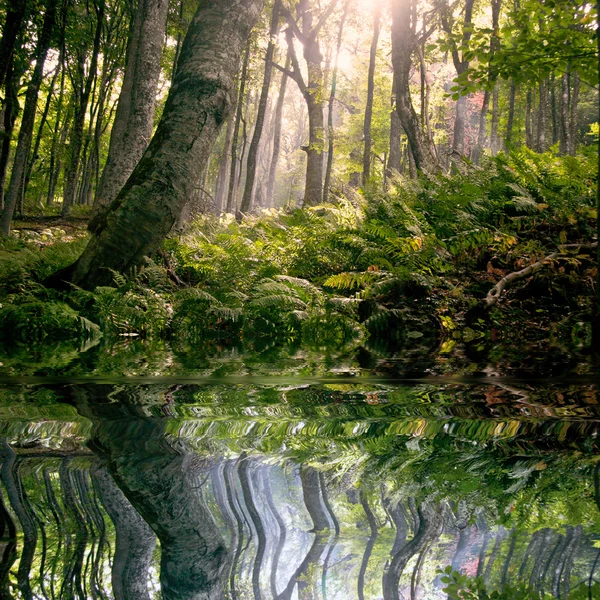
[490,82,500,154]
[0,0,28,90]
[362,3,382,185]
[225,43,250,214]
[357,491,378,600]
[240,1,281,215]
[505,79,516,146]
[382,502,442,600]
[92,466,156,600]
[526,89,535,149]
[1,0,57,235]
[537,79,548,152]
[387,76,402,177]
[92,0,169,215]
[51,0,265,290]
[323,3,348,203]
[391,0,437,172]
[266,51,290,207]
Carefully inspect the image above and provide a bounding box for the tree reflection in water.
[0,381,597,599]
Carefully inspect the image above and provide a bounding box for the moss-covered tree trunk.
[55,0,265,290]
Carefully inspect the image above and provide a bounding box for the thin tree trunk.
[537,79,548,152]
[0,0,56,234]
[559,73,570,154]
[240,1,280,215]
[505,79,517,146]
[387,76,402,177]
[62,1,104,216]
[53,0,266,290]
[526,89,535,149]
[568,70,580,155]
[266,51,290,207]
[357,491,378,600]
[225,43,250,214]
[362,4,382,185]
[323,3,348,203]
[551,74,559,145]
[92,0,169,215]
[47,101,70,206]
[490,82,500,154]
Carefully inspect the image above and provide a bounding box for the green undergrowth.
[0,148,596,374]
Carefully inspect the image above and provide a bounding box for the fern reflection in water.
[0,381,597,599]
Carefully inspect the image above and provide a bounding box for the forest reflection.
[0,381,598,599]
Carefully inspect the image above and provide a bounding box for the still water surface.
[0,375,597,599]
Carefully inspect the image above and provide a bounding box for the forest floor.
[0,149,597,377]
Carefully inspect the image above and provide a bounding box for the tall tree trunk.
[279,0,339,206]
[505,79,516,146]
[362,4,382,185]
[550,74,559,145]
[537,79,548,152]
[387,76,402,177]
[526,89,535,149]
[568,70,579,156]
[47,100,71,206]
[22,60,62,206]
[225,43,250,214]
[239,1,280,215]
[0,0,28,90]
[0,58,22,209]
[559,73,570,155]
[61,1,104,216]
[491,82,500,154]
[473,0,500,162]
[391,0,437,172]
[441,0,475,156]
[52,0,265,290]
[91,0,169,216]
[1,0,56,235]
[323,3,348,203]
[215,83,241,212]
[266,51,290,207]
[474,90,490,163]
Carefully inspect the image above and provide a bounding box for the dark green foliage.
[0,300,99,343]
[0,151,595,363]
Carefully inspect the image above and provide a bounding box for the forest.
[0,0,597,373]
[0,2,599,599]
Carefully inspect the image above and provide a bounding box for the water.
[0,375,598,599]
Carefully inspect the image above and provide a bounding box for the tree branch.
[484,242,598,308]
[279,5,306,44]
[310,0,340,39]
